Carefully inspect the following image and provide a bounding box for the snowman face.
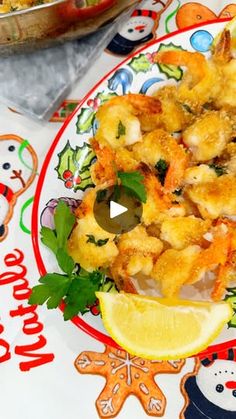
[196,360,236,411]
[0,194,10,226]
[119,16,155,42]
[0,139,34,194]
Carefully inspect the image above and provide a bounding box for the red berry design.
[65,179,74,189]
[87,99,94,108]
[93,98,100,111]
[90,304,100,316]
[74,176,81,185]
[63,170,73,180]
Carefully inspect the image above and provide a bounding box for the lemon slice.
[96,292,233,360]
[213,16,236,52]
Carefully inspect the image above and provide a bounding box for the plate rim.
[32,17,236,357]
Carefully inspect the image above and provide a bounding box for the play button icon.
[110,201,128,219]
[93,185,143,234]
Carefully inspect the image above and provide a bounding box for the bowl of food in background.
[0,0,138,55]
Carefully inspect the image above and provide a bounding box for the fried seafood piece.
[139,163,186,225]
[212,29,232,65]
[68,189,118,271]
[186,174,236,219]
[153,86,193,132]
[95,94,161,148]
[211,30,236,109]
[184,164,218,185]
[110,225,163,291]
[154,50,221,111]
[188,228,232,297]
[90,139,116,185]
[214,59,236,109]
[133,129,189,192]
[183,111,233,161]
[209,220,236,300]
[151,245,201,297]
[160,216,211,250]
[211,249,236,301]
[221,142,236,175]
[214,142,236,177]
[90,139,138,185]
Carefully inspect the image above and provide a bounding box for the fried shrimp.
[110,225,163,292]
[183,111,233,161]
[68,189,118,271]
[69,27,236,302]
[95,93,162,149]
[154,50,221,110]
[133,129,189,192]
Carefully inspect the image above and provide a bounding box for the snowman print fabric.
[182,349,236,418]
[0,135,37,241]
[107,9,161,56]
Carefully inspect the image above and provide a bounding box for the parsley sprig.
[29,201,104,320]
[117,170,147,203]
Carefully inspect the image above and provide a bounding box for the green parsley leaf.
[155,159,169,185]
[208,163,227,177]
[63,271,104,320]
[41,226,58,255]
[56,248,75,275]
[117,171,147,203]
[86,235,109,247]
[96,188,108,203]
[173,188,182,196]
[54,200,75,249]
[29,200,109,320]
[116,121,126,139]
[181,103,194,114]
[112,184,121,202]
[29,273,71,309]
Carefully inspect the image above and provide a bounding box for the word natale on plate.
[0,248,54,371]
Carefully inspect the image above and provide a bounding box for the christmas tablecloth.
[0,1,236,419]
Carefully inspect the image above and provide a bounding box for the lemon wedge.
[96,292,233,360]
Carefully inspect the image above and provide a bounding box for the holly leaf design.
[76,108,95,134]
[156,43,185,81]
[96,91,117,105]
[56,141,95,192]
[74,167,94,192]
[129,54,152,74]
[74,143,95,173]
[225,287,236,328]
[56,141,76,181]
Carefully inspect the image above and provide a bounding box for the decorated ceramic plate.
[32,19,236,354]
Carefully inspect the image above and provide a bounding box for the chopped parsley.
[181,103,194,114]
[173,188,183,196]
[116,121,126,139]
[86,235,109,247]
[155,159,169,185]
[208,163,227,177]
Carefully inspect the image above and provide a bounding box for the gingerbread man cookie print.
[75,344,185,417]
[0,134,38,241]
